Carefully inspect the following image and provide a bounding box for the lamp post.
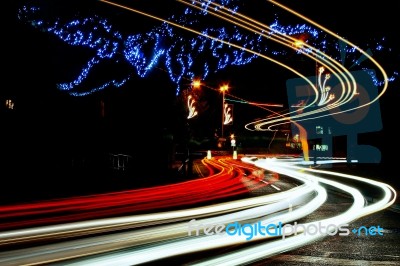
[293,39,317,78]
[190,80,229,149]
[292,38,314,162]
[180,80,202,177]
[293,40,326,102]
[293,38,334,163]
[220,84,229,139]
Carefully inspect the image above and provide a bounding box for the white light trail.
[189,157,396,266]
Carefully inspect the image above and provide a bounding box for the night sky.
[2,1,400,200]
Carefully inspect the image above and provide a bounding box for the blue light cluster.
[17,1,397,96]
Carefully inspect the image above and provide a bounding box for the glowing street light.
[191,79,201,89]
[293,39,304,49]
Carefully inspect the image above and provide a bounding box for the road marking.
[271,184,281,191]
[268,254,399,265]
[194,164,204,177]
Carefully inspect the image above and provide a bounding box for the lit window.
[314,144,329,151]
[5,99,14,110]
[316,126,323,134]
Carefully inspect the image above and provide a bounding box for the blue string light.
[17,1,397,97]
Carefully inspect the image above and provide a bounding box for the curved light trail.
[103,0,358,129]
[0,157,270,231]
[175,0,392,135]
[19,156,392,266]
[95,0,392,152]
[189,157,396,265]
[6,1,397,265]
[0,156,396,265]
[0,182,314,265]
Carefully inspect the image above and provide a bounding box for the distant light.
[293,40,304,48]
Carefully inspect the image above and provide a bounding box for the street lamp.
[191,79,201,89]
[220,84,229,139]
